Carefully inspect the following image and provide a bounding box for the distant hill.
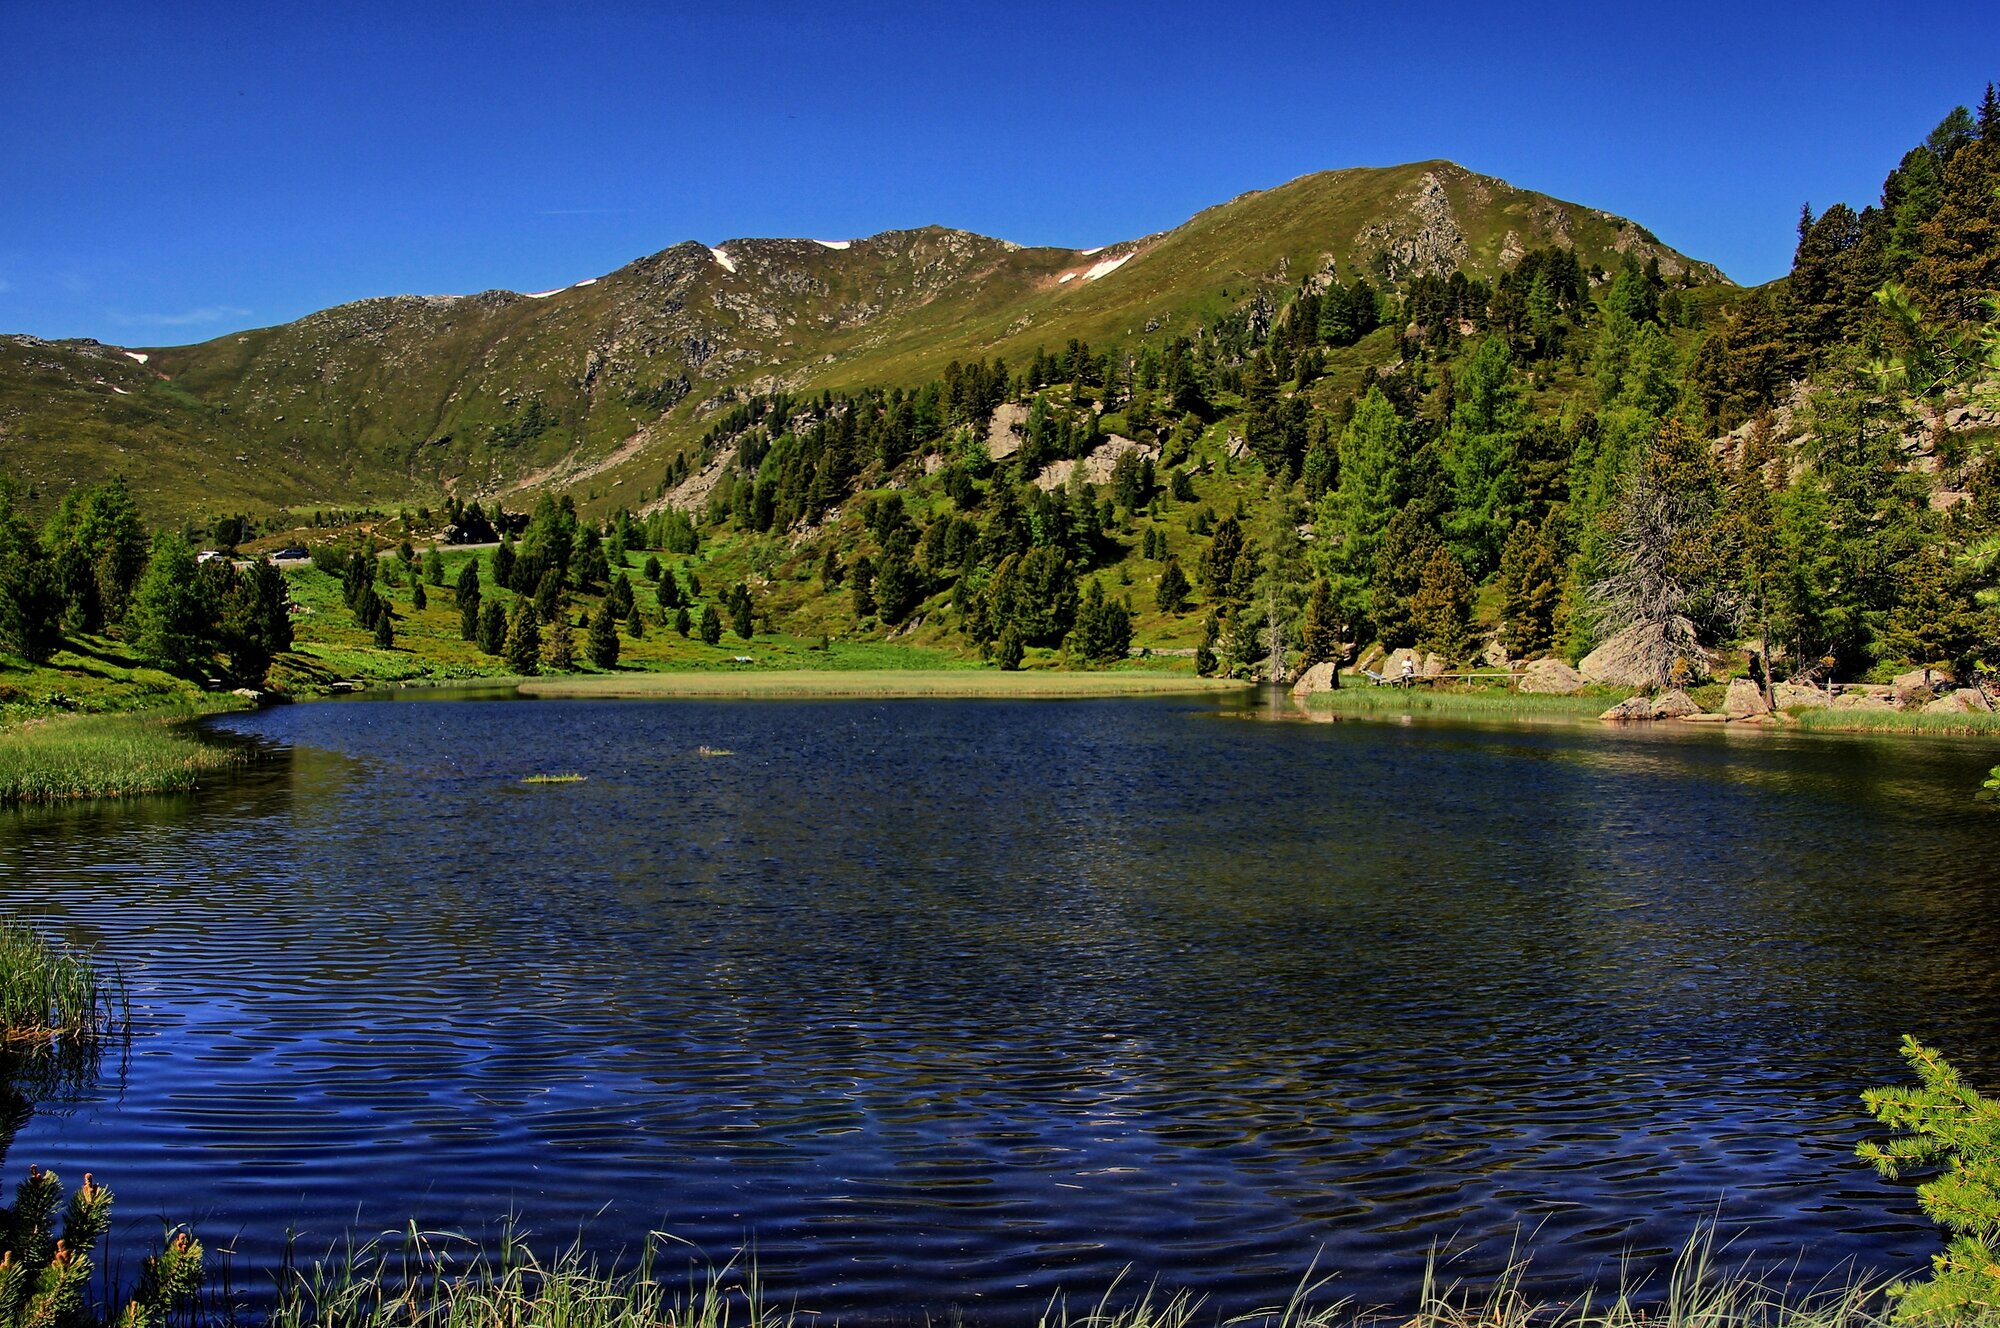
[0,161,1723,521]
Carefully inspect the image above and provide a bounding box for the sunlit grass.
[1302,685,1623,721]
[521,772,586,784]
[0,709,246,805]
[518,670,1250,699]
[1791,707,2000,737]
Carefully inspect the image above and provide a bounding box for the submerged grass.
[0,914,122,1047]
[517,669,1251,700]
[521,773,586,784]
[0,708,247,805]
[255,1225,1894,1328]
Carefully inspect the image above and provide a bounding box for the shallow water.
[5,694,1999,1319]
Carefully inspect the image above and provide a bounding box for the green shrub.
[1859,1036,2000,1321]
[0,1167,201,1328]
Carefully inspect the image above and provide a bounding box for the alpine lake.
[5,687,1999,1321]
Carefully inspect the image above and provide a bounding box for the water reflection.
[0,696,1996,1319]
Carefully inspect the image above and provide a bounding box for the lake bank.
[0,706,253,806]
[517,669,1251,699]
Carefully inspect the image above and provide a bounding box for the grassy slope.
[4,162,1724,526]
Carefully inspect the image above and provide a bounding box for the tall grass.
[518,670,1247,699]
[1304,686,1621,721]
[0,915,123,1049]
[1791,707,2000,737]
[255,1225,1893,1328]
[0,709,245,805]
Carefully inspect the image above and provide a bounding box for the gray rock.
[1892,667,1950,708]
[1774,682,1830,711]
[1289,661,1340,698]
[1723,678,1770,716]
[1923,687,1994,715]
[1599,695,1658,721]
[1517,657,1584,694]
[1651,689,1701,719]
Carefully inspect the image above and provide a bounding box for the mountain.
[0,161,1724,521]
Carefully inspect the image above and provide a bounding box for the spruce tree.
[643,554,663,584]
[1156,554,1190,615]
[477,599,507,655]
[626,602,646,639]
[1495,521,1560,659]
[995,626,1024,671]
[424,547,445,585]
[1300,577,1341,667]
[492,536,515,589]
[456,561,482,641]
[373,611,395,649]
[698,604,723,645]
[728,584,754,639]
[411,580,427,611]
[674,605,691,637]
[587,604,620,668]
[1410,546,1476,664]
[545,620,578,672]
[504,604,541,675]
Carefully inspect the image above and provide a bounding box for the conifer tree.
[477,599,507,655]
[424,547,445,585]
[1300,577,1341,667]
[643,554,663,584]
[373,610,395,649]
[128,533,214,673]
[995,626,1024,671]
[1156,554,1190,615]
[698,604,723,645]
[1884,543,1980,669]
[492,535,515,589]
[674,606,691,637]
[626,602,646,639]
[504,603,541,675]
[456,561,482,641]
[587,604,620,668]
[411,580,427,611]
[1495,521,1560,659]
[1411,547,1476,664]
[0,481,64,663]
[728,584,754,639]
[545,619,577,672]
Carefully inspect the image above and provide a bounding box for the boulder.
[1651,689,1701,720]
[1599,695,1658,721]
[1892,667,1951,708]
[1923,687,1994,715]
[1578,621,1711,689]
[1381,648,1447,680]
[1773,682,1830,711]
[1518,657,1586,695]
[1289,661,1341,698]
[1722,678,1770,717]
[1832,692,1897,711]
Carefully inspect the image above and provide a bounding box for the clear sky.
[5,2,1996,344]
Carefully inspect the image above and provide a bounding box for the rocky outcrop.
[1356,170,1469,281]
[1290,661,1341,698]
[1381,647,1446,679]
[1517,657,1585,695]
[1892,667,1951,708]
[1599,695,1659,721]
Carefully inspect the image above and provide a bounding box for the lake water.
[4,693,1999,1320]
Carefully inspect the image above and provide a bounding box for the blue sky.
[5,3,1996,344]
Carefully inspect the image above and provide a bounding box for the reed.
[1303,686,1619,721]
[0,915,122,1049]
[254,1225,1892,1328]
[1790,706,2000,737]
[0,709,245,805]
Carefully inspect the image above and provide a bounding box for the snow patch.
[1084,253,1132,281]
[522,289,561,299]
[813,239,851,250]
[122,350,149,364]
[709,246,737,273]
[571,277,597,288]
[1057,272,1077,284]
[1079,246,1106,256]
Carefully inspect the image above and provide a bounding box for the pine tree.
[411,580,427,611]
[626,602,646,639]
[545,620,577,672]
[728,584,754,639]
[1156,555,1190,615]
[1495,521,1560,659]
[504,603,541,675]
[1884,543,1979,668]
[1410,546,1476,664]
[492,536,515,589]
[424,547,445,585]
[128,533,214,673]
[1858,1036,2000,1321]
[643,554,663,584]
[995,627,1024,671]
[477,599,507,655]
[1199,516,1245,601]
[1300,577,1341,667]
[0,481,65,664]
[674,606,691,637]
[698,604,723,645]
[456,561,482,641]
[587,604,620,668]
[373,610,395,649]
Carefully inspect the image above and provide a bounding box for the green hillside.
[1,161,1719,524]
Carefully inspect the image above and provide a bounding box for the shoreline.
[515,669,1253,700]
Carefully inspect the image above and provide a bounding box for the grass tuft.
[520,772,586,784]
[0,709,247,805]
[0,915,124,1051]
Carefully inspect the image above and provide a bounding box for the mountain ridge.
[0,160,1726,520]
